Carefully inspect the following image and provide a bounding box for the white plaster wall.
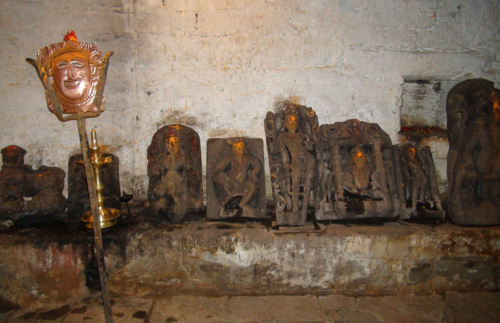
[0,0,499,201]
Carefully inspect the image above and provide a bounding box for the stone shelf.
[1,212,499,309]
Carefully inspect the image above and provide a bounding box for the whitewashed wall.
[0,0,499,200]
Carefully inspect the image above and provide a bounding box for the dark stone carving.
[0,145,66,226]
[394,144,444,220]
[147,124,203,223]
[206,137,266,219]
[315,119,400,220]
[67,153,121,224]
[265,103,319,226]
[447,79,500,225]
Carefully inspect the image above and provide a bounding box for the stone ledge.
[0,215,499,308]
[3,292,500,322]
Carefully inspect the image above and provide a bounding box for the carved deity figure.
[31,31,108,115]
[393,144,444,219]
[207,138,266,219]
[0,146,66,226]
[315,120,400,220]
[265,103,319,226]
[147,125,203,223]
[447,79,500,225]
[403,146,427,208]
[341,146,385,200]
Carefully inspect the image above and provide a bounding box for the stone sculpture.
[315,119,400,220]
[207,138,266,219]
[394,144,444,219]
[67,153,121,225]
[447,79,500,225]
[147,124,203,223]
[265,103,319,226]
[0,145,66,226]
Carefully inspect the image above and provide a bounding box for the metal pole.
[77,116,113,323]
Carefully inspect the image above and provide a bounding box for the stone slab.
[0,215,499,309]
[3,293,499,322]
[230,294,324,322]
[206,137,267,220]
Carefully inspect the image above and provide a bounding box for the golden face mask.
[36,34,104,114]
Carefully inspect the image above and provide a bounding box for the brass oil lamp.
[78,129,121,229]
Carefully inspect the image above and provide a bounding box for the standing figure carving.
[265,103,319,226]
[315,120,400,220]
[147,125,203,223]
[394,144,444,219]
[447,79,500,225]
[207,138,266,219]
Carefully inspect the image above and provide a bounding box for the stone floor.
[1,291,499,322]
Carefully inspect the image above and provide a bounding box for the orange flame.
[64,30,78,42]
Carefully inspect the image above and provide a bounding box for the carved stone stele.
[265,103,320,226]
[206,137,266,219]
[67,153,121,224]
[447,79,500,225]
[315,119,400,220]
[394,144,444,220]
[0,146,66,226]
[147,124,203,223]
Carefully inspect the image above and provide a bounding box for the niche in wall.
[398,78,457,196]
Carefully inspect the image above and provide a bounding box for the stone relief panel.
[147,124,203,223]
[265,103,320,226]
[447,79,500,225]
[315,119,400,220]
[394,144,444,220]
[206,138,266,219]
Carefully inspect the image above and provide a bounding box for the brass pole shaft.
[77,116,113,323]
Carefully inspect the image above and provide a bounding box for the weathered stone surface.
[151,296,232,322]
[1,216,499,309]
[3,293,499,322]
[230,295,324,322]
[443,291,500,323]
[0,237,89,308]
[320,294,444,322]
[64,297,154,323]
[401,80,457,129]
